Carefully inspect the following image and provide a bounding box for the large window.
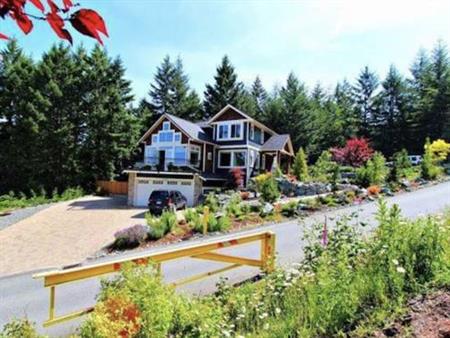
[146,147,158,165]
[190,146,201,167]
[174,146,186,165]
[217,122,243,140]
[159,131,173,142]
[218,150,246,168]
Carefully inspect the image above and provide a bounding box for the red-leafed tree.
[0,0,108,45]
[331,137,374,167]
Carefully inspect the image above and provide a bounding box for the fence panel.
[96,180,128,195]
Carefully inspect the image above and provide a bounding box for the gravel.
[0,204,51,231]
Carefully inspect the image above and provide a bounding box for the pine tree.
[353,66,379,138]
[203,55,245,117]
[292,147,309,181]
[147,56,201,120]
[374,65,411,156]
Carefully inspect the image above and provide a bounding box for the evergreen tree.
[203,55,245,117]
[292,147,309,181]
[0,40,41,194]
[408,48,433,152]
[79,46,139,187]
[429,41,450,140]
[334,79,359,138]
[249,76,268,120]
[147,56,202,120]
[374,65,411,156]
[353,66,379,137]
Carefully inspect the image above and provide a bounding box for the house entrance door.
[158,150,165,170]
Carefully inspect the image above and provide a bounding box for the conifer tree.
[334,79,359,138]
[353,66,379,137]
[147,56,201,120]
[203,55,244,117]
[292,147,309,181]
[249,76,268,120]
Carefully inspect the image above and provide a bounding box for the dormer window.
[162,121,170,130]
[216,121,243,140]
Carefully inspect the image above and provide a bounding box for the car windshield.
[150,191,169,200]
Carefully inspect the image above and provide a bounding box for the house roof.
[166,114,213,143]
[138,113,214,144]
[261,134,294,155]
[208,104,277,135]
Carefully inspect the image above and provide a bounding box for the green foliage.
[217,215,232,232]
[225,193,242,217]
[0,187,84,213]
[204,193,219,213]
[292,147,309,181]
[280,200,299,217]
[75,203,450,338]
[256,174,280,203]
[311,150,339,183]
[146,211,177,240]
[0,319,43,338]
[390,149,412,181]
[421,138,443,180]
[356,152,389,187]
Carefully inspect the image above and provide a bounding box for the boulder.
[261,202,274,215]
[400,179,411,188]
[276,177,297,196]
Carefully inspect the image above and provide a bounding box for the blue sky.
[2,0,450,102]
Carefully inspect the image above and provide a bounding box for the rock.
[356,187,368,197]
[400,179,411,188]
[261,203,274,215]
[276,177,297,196]
[380,187,394,196]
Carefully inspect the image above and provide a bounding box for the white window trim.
[218,150,247,168]
[162,121,170,130]
[250,124,255,140]
[189,145,201,168]
[174,132,181,142]
[152,134,158,143]
[216,121,244,141]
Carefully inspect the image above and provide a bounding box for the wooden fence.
[96,180,128,195]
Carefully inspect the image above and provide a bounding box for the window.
[159,131,173,142]
[174,146,186,165]
[207,152,212,161]
[218,125,229,139]
[250,125,255,140]
[233,151,246,166]
[218,150,247,168]
[146,147,157,165]
[231,124,241,138]
[217,122,243,140]
[190,146,201,167]
[152,135,158,143]
[181,181,192,186]
[219,152,231,167]
[167,181,178,185]
[162,121,170,130]
[174,132,181,142]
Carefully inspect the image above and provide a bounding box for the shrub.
[421,138,443,180]
[356,152,388,187]
[217,215,232,232]
[367,185,381,196]
[184,208,198,224]
[225,193,242,217]
[292,147,309,181]
[390,149,412,182]
[230,168,244,188]
[240,191,250,200]
[0,319,43,338]
[59,187,84,201]
[255,173,280,203]
[206,213,219,232]
[331,137,374,167]
[146,211,177,240]
[311,150,339,183]
[204,193,219,213]
[281,200,298,217]
[114,224,148,249]
[428,138,450,162]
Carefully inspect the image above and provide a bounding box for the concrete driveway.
[0,196,146,277]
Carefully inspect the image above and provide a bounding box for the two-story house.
[124,104,294,207]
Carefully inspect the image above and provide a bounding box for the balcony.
[133,157,201,173]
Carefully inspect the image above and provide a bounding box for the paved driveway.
[0,196,146,277]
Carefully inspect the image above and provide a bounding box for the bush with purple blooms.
[113,224,148,249]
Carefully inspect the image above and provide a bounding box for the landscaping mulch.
[374,290,450,338]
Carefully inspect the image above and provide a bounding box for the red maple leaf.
[46,12,72,44]
[70,9,108,45]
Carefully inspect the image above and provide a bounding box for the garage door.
[134,178,195,207]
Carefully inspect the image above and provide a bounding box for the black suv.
[148,190,187,214]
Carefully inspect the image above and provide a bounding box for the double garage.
[126,171,203,207]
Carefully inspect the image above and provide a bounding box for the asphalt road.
[1,181,449,337]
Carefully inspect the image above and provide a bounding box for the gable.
[209,105,249,123]
[140,116,189,145]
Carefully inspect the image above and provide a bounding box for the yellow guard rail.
[33,231,276,327]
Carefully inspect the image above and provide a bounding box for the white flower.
[392,259,399,266]
[275,307,281,314]
[263,323,270,330]
[396,266,406,273]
